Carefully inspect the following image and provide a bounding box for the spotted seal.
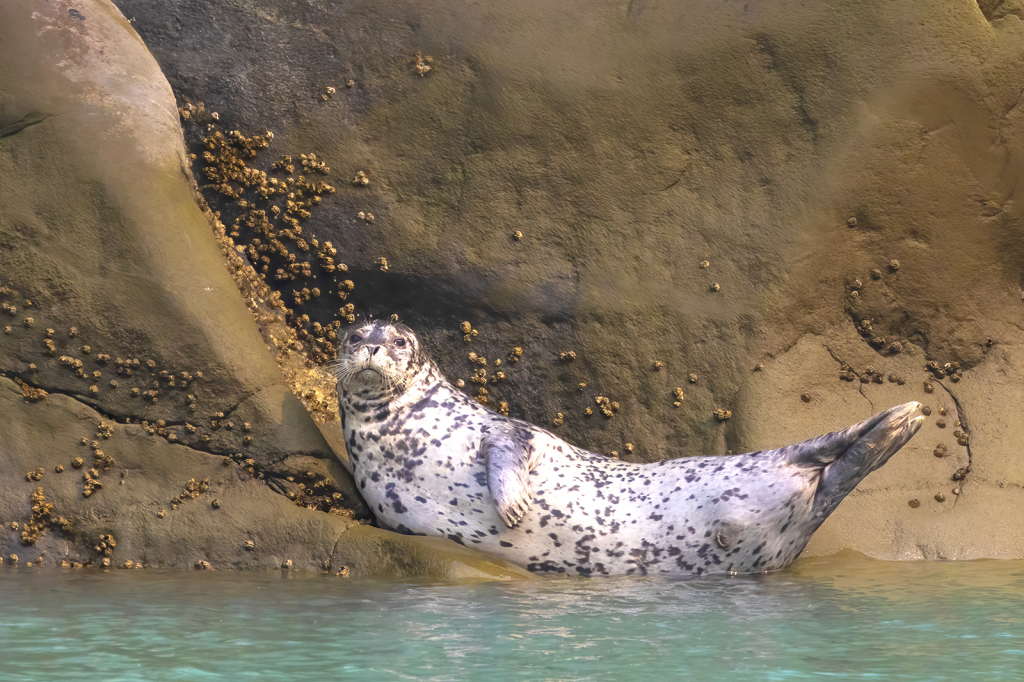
[334,320,923,577]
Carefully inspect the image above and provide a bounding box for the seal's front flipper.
[482,424,540,527]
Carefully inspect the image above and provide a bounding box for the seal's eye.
[349,334,362,344]
[394,338,406,348]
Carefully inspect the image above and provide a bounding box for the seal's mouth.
[334,356,408,397]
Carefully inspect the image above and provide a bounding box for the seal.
[334,320,923,577]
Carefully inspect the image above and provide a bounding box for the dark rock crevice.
[933,381,974,508]
[977,0,1023,22]
[0,110,51,138]
[821,341,877,412]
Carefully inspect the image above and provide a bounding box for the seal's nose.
[370,346,381,356]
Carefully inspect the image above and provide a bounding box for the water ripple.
[0,555,1022,680]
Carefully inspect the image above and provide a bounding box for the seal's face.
[334,320,424,400]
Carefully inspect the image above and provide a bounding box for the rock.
[0,376,520,576]
[0,0,389,571]
[5,0,1022,567]
[733,331,1018,561]
[106,0,1024,560]
[0,376,343,570]
[0,0,534,577]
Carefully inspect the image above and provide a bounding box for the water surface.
[1,552,1021,681]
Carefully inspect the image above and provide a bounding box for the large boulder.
[105,0,1024,561]
[4,0,1021,570]
[0,0,532,578]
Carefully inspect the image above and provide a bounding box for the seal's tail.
[778,402,924,518]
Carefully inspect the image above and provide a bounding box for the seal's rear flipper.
[778,402,923,518]
[813,402,923,517]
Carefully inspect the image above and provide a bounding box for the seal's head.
[334,319,425,401]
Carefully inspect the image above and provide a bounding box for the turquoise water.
[1,553,1021,681]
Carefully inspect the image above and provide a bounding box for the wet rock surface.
[2,0,1023,570]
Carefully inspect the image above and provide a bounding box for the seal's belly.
[349,412,496,526]
[353,424,820,576]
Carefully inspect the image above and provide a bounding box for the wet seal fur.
[335,320,923,577]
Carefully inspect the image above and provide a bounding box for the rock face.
[108,0,1024,561]
[0,0,531,579]
[3,0,1022,570]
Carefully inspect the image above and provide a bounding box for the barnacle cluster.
[170,478,210,508]
[837,363,857,382]
[859,366,885,385]
[176,110,380,428]
[594,396,618,418]
[82,467,103,497]
[191,121,354,369]
[854,318,891,351]
[460,321,479,343]
[926,360,963,383]
[177,101,208,121]
[952,465,971,481]
[410,51,434,76]
[18,379,47,402]
[282,470,353,516]
[19,487,69,546]
[94,533,116,557]
[75,426,118,498]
